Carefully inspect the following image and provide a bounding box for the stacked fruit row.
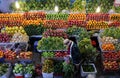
[46,14,68,20]
[68,13,86,21]
[22,19,42,26]
[43,29,68,39]
[0,13,23,21]
[103,52,120,61]
[43,20,68,29]
[103,60,119,71]
[1,50,32,60]
[110,14,120,21]
[109,21,120,27]
[23,12,46,20]
[68,20,86,27]
[87,13,109,21]
[86,20,109,30]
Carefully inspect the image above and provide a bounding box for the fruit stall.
[0,0,120,78]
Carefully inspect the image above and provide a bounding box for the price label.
[114,0,120,6]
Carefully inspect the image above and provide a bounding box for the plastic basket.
[42,72,53,78]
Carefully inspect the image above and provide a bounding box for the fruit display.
[54,61,63,75]
[100,27,120,39]
[0,64,9,76]
[10,0,70,11]
[42,59,54,73]
[100,36,118,44]
[87,13,109,21]
[1,26,26,35]
[0,50,4,58]
[22,19,42,26]
[24,64,34,74]
[55,51,68,57]
[110,14,120,21]
[13,64,24,74]
[86,0,114,13]
[11,32,29,43]
[86,20,109,30]
[68,20,86,27]
[37,37,66,51]
[66,26,89,41]
[115,43,120,51]
[4,50,16,60]
[82,64,95,72]
[63,61,74,78]
[103,60,119,71]
[71,0,85,12]
[46,14,68,20]
[43,29,68,39]
[103,52,118,60]
[19,51,32,59]
[78,38,97,61]
[0,33,12,43]
[44,20,68,29]
[42,52,54,58]
[23,12,46,20]
[24,24,45,36]
[109,21,120,27]
[68,13,86,21]
[101,43,115,51]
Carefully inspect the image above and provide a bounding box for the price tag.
[114,0,120,6]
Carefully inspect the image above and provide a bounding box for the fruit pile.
[2,26,26,35]
[44,20,68,29]
[24,24,45,36]
[4,50,16,60]
[55,51,68,57]
[37,37,66,51]
[0,13,23,27]
[68,20,86,27]
[46,14,68,20]
[42,59,54,73]
[109,21,120,27]
[22,19,42,26]
[100,36,118,44]
[103,60,119,71]
[42,52,54,58]
[68,14,86,21]
[86,20,109,30]
[71,0,85,12]
[103,52,118,60]
[24,64,34,75]
[0,33,12,43]
[0,50,4,58]
[43,29,68,39]
[115,43,120,51]
[101,43,115,51]
[0,13,23,21]
[87,13,109,21]
[54,62,63,75]
[0,64,9,76]
[11,32,29,43]
[110,14,120,21]
[23,12,46,20]
[13,64,24,74]
[100,27,120,39]
[19,51,32,59]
